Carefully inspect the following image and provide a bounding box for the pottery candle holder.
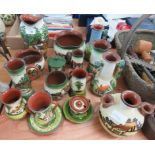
[27,91,63,135]
[16,48,45,80]
[44,71,69,100]
[1,88,27,120]
[4,58,34,100]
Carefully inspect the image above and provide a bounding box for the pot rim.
[72,49,84,58]
[91,24,104,31]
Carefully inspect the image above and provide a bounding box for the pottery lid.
[48,56,66,68]
[69,96,90,114]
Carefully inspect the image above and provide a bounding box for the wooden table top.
[0,48,147,140]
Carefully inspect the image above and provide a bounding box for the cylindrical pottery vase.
[4,58,34,100]
[99,91,154,137]
[87,39,111,74]
[20,14,48,46]
[0,88,27,120]
[89,24,104,42]
[15,48,45,80]
[0,18,5,39]
[54,30,85,62]
[91,51,124,96]
[47,56,66,72]
[44,71,69,100]
[0,14,16,26]
[71,49,84,68]
[27,91,63,135]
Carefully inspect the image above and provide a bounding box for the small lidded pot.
[47,56,66,72]
[1,88,27,120]
[44,71,69,100]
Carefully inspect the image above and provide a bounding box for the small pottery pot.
[91,51,124,96]
[20,14,48,46]
[87,39,111,74]
[0,14,16,26]
[99,91,154,137]
[63,96,93,124]
[71,49,84,68]
[89,24,104,42]
[54,30,85,59]
[47,56,66,72]
[70,68,93,96]
[44,71,69,100]
[27,91,62,135]
[1,88,27,120]
[16,48,45,80]
[4,58,34,100]
[0,18,5,39]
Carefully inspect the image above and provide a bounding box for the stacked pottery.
[27,91,63,135]
[1,88,27,120]
[91,51,125,96]
[99,90,154,137]
[15,48,45,80]
[4,58,34,100]
[63,96,93,123]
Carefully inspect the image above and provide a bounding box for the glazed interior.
[7,59,24,71]
[47,71,67,85]
[101,94,114,108]
[94,40,111,50]
[121,91,141,108]
[103,52,120,63]
[141,102,154,115]
[1,88,21,104]
[73,49,83,57]
[72,68,86,78]
[28,92,51,112]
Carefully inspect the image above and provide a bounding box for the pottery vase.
[99,91,154,137]
[0,14,16,26]
[4,58,34,100]
[91,51,124,96]
[20,14,48,46]
[15,48,45,80]
[0,18,5,39]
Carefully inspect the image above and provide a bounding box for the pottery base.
[28,105,63,135]
[63,99,93,124]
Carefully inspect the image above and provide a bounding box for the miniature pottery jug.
[20,14,48,46]
[15,48,45,80]
[0,18,5,39]
[27,91,63,134]
[87,39,111,74]
[4,58,34,99]
[91,51,124,96]
[54,30,85,60]
[99,91,154,137]
[69,68,93,96]
[0,14,16,26]
[44,71,69,100]
[1,88,27,120]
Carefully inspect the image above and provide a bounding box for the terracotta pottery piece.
[16,48,45,80]
[4,58,34,99]
[63,96,93,123]
[27,91,62,135]
[44,71,69,100]
[99,90,154,137]
[1,88,27,120]
[91,51,124,96]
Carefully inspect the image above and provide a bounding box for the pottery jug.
[99,91,154,137]
[20,14,48,46]
[87,39,111,74]
[0,18,5,39]
[4,58,34,99]
[15,48,45,80]
[91,51,124,96]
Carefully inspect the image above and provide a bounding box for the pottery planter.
[0,14,16,26]
[27,91,62,135]
[4,58,34,99]
[99,91,154,137]
[16,48,45,80]
[44,71,69,100]
[20,14,48,46]
[0,18,5,39]
[87,39,111,74]
[63,96,93,123]
[47,56,66,72]
[54,30,85,60]
[1,88,27,120]
[91,51,124,96]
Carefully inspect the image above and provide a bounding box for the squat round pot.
[44,71,69,100]
[16,48,45,80]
